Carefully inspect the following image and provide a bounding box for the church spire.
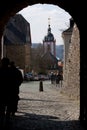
[48,17,51,34]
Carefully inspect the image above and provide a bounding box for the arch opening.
[0,0,82,129]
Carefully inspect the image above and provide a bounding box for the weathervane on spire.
[48,17,51,26]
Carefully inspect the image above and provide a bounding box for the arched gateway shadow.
[2,95,83,130]
[0,0,83,129]
[5,112,83,130]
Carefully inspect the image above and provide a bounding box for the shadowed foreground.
[4,114,83,130]
[2,81,84,130]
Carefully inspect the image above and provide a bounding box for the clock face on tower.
[43,18,56,56]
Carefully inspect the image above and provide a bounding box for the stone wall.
[3,43,31,73]
[62,24,80,100]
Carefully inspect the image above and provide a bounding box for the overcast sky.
[18,3,71,45]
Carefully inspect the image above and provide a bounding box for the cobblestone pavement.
[7,81,84,130]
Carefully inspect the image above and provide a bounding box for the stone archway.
[0,0,84,127]
[0,0,80,38]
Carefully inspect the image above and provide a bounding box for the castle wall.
[62,24,80,99]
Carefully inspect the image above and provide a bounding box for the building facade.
[62,18,74,65]
[2,14,32,73]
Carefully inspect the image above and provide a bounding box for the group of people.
[0,57,23,127]
[50,71,63,87]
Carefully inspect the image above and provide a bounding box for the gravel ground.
[4,80,84,130]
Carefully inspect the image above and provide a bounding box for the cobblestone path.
[8,81,84,130]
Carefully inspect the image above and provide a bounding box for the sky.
[18,3,71,45]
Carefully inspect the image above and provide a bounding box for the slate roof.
[42,51,58,63]
[4,14,31,45]
[42,51,58,69]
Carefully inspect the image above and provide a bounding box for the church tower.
[43,18,56,57]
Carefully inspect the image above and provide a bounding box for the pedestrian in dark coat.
[56,72,60,87]
[8,61,23,116]
[0,58,23,128]
[0,57,11,127]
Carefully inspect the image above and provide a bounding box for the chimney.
[70,17,74,27]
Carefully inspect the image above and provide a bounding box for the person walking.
[56,72,60,87]
[56,71,63,87]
